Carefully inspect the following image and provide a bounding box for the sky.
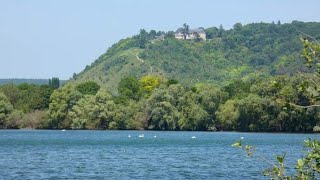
[0,0,319,80]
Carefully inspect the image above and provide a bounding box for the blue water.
[0,130,319,179]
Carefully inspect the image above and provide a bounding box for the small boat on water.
[61,129,66,132]
[128,135,131,138]
[138,134,144,138]
[191,136,196,139]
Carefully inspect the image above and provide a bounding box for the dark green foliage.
[75,81,101,95]
[204,27,219,39]
[137,29,148,48]
[118,76,142,101]
[165,31,175,39]
[181,23,190,39]
[49,77,60,89]
[166,79,179,86]
[0,83,54,113]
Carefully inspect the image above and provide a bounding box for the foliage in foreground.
[232,138,320,179]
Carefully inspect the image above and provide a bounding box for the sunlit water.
[0,130,319,179]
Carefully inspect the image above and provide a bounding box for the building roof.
[190,28,205,34]
[175,27,205,34]
[175,28,184,33]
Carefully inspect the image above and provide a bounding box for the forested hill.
[72,21,320,94]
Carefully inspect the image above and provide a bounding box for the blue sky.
[0,0,319,79]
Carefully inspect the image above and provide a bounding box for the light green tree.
[216,99,239,130]
[69,90,116,129]
[178,91,209,130]
[48,84,82,129]
[0,92,14,128]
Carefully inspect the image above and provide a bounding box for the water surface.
[0,130,319,179]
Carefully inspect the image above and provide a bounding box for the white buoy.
[62,129,66,132]
[154,135,157,138]
[191,136,196,139]
[138,134,144,138]
[128,135,131,138]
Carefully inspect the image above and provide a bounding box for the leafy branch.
[232,138,320,179]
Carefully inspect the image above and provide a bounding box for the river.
[0,130,319,179]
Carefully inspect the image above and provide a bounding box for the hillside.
[72,21,320,94]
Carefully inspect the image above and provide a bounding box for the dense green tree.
[181,23,190,39]
[216,99,239,130]
[205,27,219,39]
[149,101,180,130]
[138,29,148,48]
[139,75,160,95]
[149,30,157,39]
[146,84,186,130]
[0,83,54,113]
[118,76,142,101]
[164,31,175,39]
[233,23,243,31]
[0,92,14,128]
[48,84,82,129]
[75,81,101,95]
[223,80,251,99]
[218,24,224,37]
[69,90,116,129]
[0,83,21,108]
[16,84,54,112]
[178,91,209,130]
[49,77,60,89]
[193,84,228,121]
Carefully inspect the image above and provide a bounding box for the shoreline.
[1,128,319,135]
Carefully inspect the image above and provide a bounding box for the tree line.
[1,73,319,132]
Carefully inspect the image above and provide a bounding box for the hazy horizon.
[1,0,319,79]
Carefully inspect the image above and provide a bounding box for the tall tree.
[138,29,148,48]
[49,77,60,89]
[182,23,190,39]
[0,92,14,128]
[218,24,224,37]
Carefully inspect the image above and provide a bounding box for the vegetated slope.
[72,21,320,94]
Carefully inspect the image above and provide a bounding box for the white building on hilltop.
[175,28,206,40]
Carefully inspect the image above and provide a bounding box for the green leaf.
[296,159,304,170]
[231,141,242,148]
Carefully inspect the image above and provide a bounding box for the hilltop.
[72,21,320,94]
